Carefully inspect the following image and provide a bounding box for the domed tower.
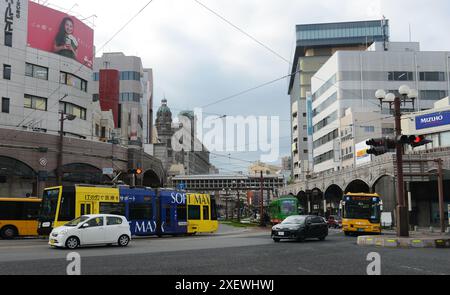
[155,98,173,144]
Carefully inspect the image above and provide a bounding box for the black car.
[271,215,328,242]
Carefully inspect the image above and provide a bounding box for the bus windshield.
[343,201,381,223]
[40,189,60,220]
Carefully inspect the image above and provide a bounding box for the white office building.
[311,41,450,173]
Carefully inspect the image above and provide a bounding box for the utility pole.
[57,111,64,184]
[260,171,265,227]
[437,159,445,233]
[394,97,409,237]
[237,188,241,223]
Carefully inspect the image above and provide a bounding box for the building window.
[95,124,100,137]
[420,72,445,82]
[93,94,99,102]
[420,90,447,101]
[3,64,11,80]
[24,94,47,111]
[120,71,141,81]
[25,63,48,80]
[61,102,87,120]
[4,32,12,47]
[60,72,88,92]
[387,71,414,81]
[363,126,375,133]
[1,97,10,113]
[120,92,141,102]
[93,72,99,81]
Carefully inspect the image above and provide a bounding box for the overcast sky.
[46,0,450,174]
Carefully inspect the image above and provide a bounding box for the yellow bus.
[186,193,219,235]
[0,198,41,239]
[341,193,383,236]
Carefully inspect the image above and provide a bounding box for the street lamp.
[375,85,417,238]
[57,110,76,184]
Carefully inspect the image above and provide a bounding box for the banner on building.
[355,140,372,166]
[27,1,94,68]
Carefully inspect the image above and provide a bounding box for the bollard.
[429,227,434,233]
[414,226,419,232]
[446,228,450,235]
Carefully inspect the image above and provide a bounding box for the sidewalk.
[358,229,450,249]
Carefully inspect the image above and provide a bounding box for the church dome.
[157,98,172,116]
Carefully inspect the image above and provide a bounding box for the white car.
[49,214,131,249]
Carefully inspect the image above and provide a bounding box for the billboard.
[27,1,94,68]
[355,141,372,166]
[415,110,450,130]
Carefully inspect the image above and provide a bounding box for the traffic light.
[366,137,396,156]
[408,135,432,148]
[128,168,143,175]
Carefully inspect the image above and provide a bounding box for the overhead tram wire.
[192,0,291,66]
[96,0,156,54]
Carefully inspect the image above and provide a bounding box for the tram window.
[188,205,201,220]
[203,206,210,220]
[100,203,126,216]
[177,205,187,221]
[165,207,171,227]
[58,189,75,221]
[210,199,217,220]
[129,203,153,220]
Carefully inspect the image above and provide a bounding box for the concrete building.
[311,41,450,173]
[93,52,154,147]
[288,19,390,182]
[248,162,281,176]
[0,0,111,141]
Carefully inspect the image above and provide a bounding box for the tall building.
[311,41,450,173]
[93,53,154,147]
[288,20,390,181]
[0,0,109,140]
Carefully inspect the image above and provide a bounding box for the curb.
[357,235,450,249]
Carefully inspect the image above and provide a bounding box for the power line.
[201,70,300,109]
[192,0,291,65]
[96,0,156,54]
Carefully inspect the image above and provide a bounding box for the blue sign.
[416,111,450,130]
[177,182,186,190]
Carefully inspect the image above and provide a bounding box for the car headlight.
[42,222,51,228]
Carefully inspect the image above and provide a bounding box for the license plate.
[278,232,285,236]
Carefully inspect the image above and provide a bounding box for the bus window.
[210,199,217,221]
[0,201,19,220]
[100,203,126,216]
[188,205,201,220]
[23,202,40,220]
[129,203,153,220]
[203,206,210,220]
[58,188,75,222]
[177,205,187,221]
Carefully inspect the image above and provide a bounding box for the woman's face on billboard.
[65,20,74,34]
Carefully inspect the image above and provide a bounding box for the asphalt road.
[0,225,449,275]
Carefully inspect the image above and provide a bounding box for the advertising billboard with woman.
[27,1,94,68]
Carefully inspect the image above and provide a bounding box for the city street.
[0,225,449,275]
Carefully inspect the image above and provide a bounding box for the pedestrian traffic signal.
[366,137,396,156]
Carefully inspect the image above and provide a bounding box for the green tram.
[268,196,299,225]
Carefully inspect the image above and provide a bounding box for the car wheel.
[319,236,326,241]
[0,226,17,239]
[118,235,130,247]
[273,238,281,243]
[65,236,80,249]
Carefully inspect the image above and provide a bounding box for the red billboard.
[27,1,94,68]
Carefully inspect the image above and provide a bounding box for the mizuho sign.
[415,111,450,130]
